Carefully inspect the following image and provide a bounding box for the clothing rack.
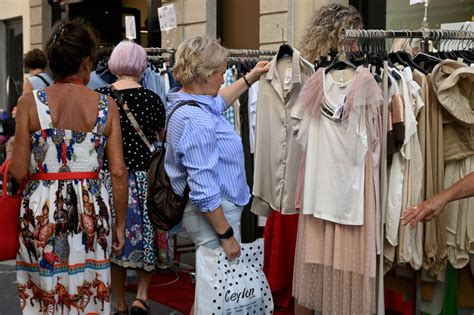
[341,29,474,52]
[144,47,176,54]
[228,49,276,56]
[341,29,474,40]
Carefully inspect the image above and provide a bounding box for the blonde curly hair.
[173,36,229,85]
[300,4,363,62]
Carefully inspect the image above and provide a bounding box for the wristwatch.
[217,226,234,239]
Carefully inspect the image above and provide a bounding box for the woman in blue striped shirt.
[164,35,268,308]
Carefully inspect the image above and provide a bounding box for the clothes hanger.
[276,24,293,60]
[324,34,357,73]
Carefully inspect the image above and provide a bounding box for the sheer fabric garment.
[292,68,382,314]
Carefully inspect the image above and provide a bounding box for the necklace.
[55,76,86,85]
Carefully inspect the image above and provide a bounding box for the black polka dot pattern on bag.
[196,239,272,314]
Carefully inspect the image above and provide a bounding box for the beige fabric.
[444,156,474,269]
[431,60,474,162]
[420,74,447,279]
[396,67,424,270]
[251,50,313,216]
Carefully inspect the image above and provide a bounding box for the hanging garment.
[432,60,474,269]
[142,67,167,109]
[292,67,382,314]
[420,74,447,278]
[263,211,298,310]
[16,90,113,314]
[248,81,259,154]
[221,68,237,129]
[293,67,381,225]
[396,66,424,270]
[251,49,314,217]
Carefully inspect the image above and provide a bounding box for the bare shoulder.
[16,91,37,115]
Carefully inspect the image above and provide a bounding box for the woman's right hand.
[221,237,241,260]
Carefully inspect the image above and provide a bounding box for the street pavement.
[0,260,182,315]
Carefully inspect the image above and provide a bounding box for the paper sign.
[158,4,177,31]
[125,16,136,40]
[409,0,426,5]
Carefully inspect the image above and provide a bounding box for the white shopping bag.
[195,238,274,314]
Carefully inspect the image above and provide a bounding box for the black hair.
[46,18,99,81]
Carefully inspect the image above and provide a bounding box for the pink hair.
[108,40,148,77]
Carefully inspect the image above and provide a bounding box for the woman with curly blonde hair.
[300,3,363,62]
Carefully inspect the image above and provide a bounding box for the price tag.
[284,68,292,90]
[409,0,426,5]
[125,16,136,40]
[332,95,346,120]
[158,4,177,31]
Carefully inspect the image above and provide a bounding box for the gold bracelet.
[242,75,252,88]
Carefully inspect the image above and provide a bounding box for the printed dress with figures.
[16,89,113,314]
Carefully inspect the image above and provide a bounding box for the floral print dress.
[16,90,113,314]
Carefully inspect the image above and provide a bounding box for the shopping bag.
[0,160,23,261]
[195,238,274,314]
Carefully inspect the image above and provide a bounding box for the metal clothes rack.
[144,47,176,54]
[228,49,276,56]
[341,29,474,40]
[341,29,474,53]
[145,48,277,56]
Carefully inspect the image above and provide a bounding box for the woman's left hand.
[247,61,270,83]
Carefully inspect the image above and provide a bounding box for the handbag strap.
[1,160,26,196]
[163,100,200,143]
[109,85,155,153]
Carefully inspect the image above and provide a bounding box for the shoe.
[130,298,150,315]
[113,307,129,315]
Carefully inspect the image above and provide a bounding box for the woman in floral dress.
[8,19,128,314]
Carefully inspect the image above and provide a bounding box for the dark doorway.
[5,18,23,113]
[350,0,386,29]
[218,0,260,49]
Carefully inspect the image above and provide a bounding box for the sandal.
[130,298,151,315]
[113,307,129,315]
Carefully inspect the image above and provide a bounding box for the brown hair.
[300,4,363,61]
[46,19,99,81]
[23,49,48,70]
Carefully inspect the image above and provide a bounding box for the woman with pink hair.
[97,40,166,315]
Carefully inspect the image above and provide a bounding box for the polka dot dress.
[97,86,166,271]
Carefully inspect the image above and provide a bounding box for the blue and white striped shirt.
[164,88,251,212]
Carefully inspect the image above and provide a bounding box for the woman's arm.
[104,98,129,255]
[22,79,33,95]
[178,123,240,259]
[9,94,33,181]
[219,61,269,107]
[401,172,474,227]
[204,206,240,260]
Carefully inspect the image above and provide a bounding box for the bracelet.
[242,75,252,88]
[217,226,234,239]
